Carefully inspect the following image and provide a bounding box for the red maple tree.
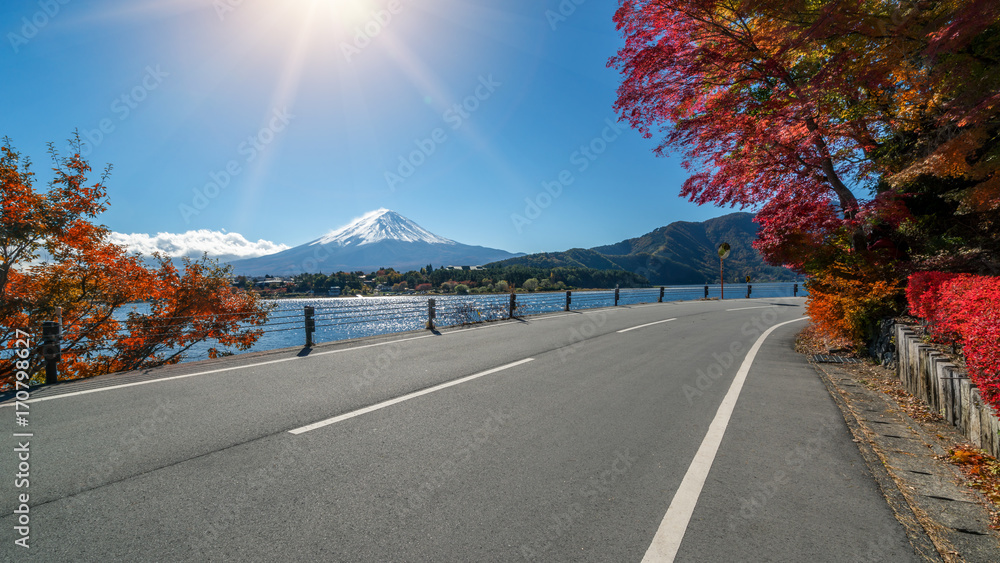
[609,0,1000,344]
[609,0,999,264]
[1,135,270,389]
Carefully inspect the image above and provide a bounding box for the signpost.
[718,242,731,299]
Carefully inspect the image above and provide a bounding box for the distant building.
[328,286,342,296]
[445,265,484,271]
[253,277,286,288]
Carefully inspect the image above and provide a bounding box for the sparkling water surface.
[104,283,804,364]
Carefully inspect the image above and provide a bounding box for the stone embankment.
[879,321,1000,458]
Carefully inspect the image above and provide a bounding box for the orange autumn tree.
[1,135,270,389]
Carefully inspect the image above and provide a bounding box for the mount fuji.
[227,209,522,275]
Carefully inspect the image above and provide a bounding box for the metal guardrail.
[305,282,805,346]
[22,283,806,375]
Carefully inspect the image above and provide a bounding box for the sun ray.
[232,3,319,231]
[379,35,456,115]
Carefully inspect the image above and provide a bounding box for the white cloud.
[109,230,289,262]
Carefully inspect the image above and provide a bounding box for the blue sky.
[2,0,733,258]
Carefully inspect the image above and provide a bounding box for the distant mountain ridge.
[227,209,521,275]
[489,213,794,284]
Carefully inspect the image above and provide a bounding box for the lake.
[147,282,805,362]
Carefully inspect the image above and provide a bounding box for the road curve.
[1,297,921,561]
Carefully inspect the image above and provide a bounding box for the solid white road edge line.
[530,313,578,321]
[3,304,588,407]
[0,333,436,407]
[726,306,776,312]
[641,316,809,562]
[617,318,677,333]
[2,301,778,408]
[288,358,535,435]
[3,305,626,407]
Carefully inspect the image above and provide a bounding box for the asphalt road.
[1,297,922,561]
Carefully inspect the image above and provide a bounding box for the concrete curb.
[813,360,1000,562]
[813,361,943,561]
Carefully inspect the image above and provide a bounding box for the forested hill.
[489,213,796,285]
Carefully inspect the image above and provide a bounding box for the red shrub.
[908,272,1000,412]
[906,271,961,323]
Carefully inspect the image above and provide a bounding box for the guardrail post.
[304,306,315,347]
[41,320,61,384]
[747,284,752,299]
[793,283,798,297]
[659,287,664,303]
[614,286,620,306]
[509,293,517,319]
[565,291,572,312]
[427,298,436,330]
[704,285,709,299]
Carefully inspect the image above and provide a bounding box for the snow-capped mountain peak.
[310,209,456,247]
[228,208,521,274]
